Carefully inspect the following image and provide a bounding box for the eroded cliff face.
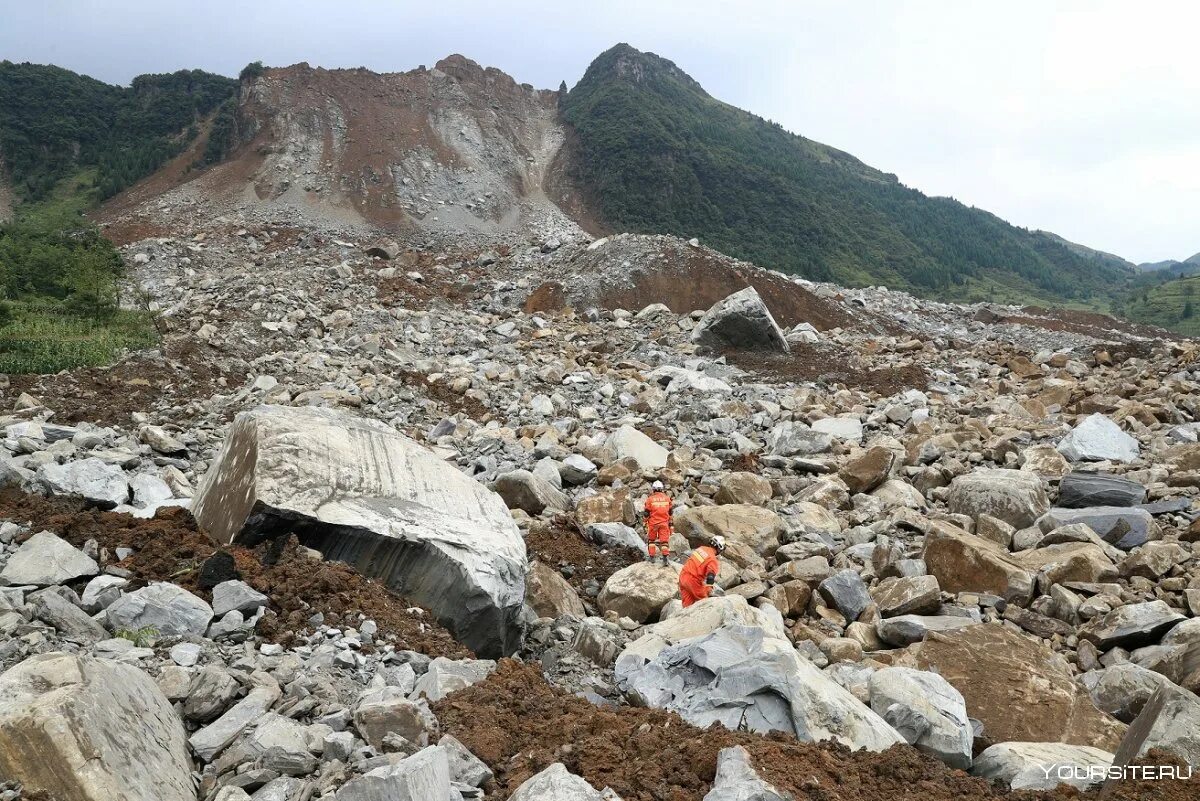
[101,56,584,241]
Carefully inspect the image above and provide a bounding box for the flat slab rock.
[190,405,527,658]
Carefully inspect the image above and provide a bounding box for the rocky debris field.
[2,208,1200,800]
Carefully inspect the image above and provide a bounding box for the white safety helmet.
[710,535,727,553]
[651,480,664,491]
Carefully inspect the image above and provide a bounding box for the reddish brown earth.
[726,342,929,395]
[437,661,1198,801]
[5,339,228,427]
[525,516,640,594]
[0,489,468,656]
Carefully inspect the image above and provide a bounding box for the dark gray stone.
[1058,473,1146,509]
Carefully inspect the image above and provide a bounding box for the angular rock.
[1058,472,1146,509]
[871,575,941,617]
[703,746,788,801]
[921,523,1034,604]
[585,522,644,552]
[29,589,107,641]
[410,657,496,703]
[191,682,281,761]
[492,469,569,515]
[560,454,598,486]
[1040,506,1156,550]
[868,667,973,769]
[0,653,191,801]
[212,579,269,617]
[714,472,772,506]
[526,560,587,619]
[334,745,453,801]
[839,446,894,495]
[1110,683,1200,768]
[909,624,1125,750]
[817,569,871,622]
[972,742,1114,790]
[811,417,863,443]
[106,582,214,637]
[604,425,668,471]
[766,422,832,457]
[34,457,129,508]
[1013,542,1116,594]
[875,614,979,647]
[1057,413,1140,463]
[598,562,682,623]
[947,469,1049,528]
[0,530,98,586]
[616,624,903,751]
[675,504,785,557]
[1078,600,1186,650]
[690,287,789,354]
[622,595,789,662]
[1082,663,1178,723]
[439,733,493,788]
[509,762,605,801]
[353,688,438,751]
[190,405,527,658]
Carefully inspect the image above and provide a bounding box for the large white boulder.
[191,405,527,657]
[972,742,1114,790]
[1056,414,1140,463]
[604,425,668,471]
[598,561,682,623]
[509,763,606,800]
[0,653,192,801]
[616,624,903,751]
[105,582,213,637]
[35,457,129,508]
[691,287,789,354]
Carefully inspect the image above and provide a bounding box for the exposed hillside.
[100,58,582,242]
[0,61,236,203]
[560,44,1134,305]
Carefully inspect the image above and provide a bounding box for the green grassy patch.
[1119,274,1200,336]
[0,302,158,373]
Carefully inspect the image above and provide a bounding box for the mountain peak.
[579,43,707,96]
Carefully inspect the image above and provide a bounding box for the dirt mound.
[1002,307,1173,342]
[528,235,878,332]
[526,517,641,594]
[727,342,929,395]
[0,489,468,657]
[436,661,1197,800]
[6,338,228,426]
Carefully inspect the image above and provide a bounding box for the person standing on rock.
[679,536,725,606]
[643,480,674,565]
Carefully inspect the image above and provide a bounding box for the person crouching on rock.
[679,536,726,607]
[643,480,673,566]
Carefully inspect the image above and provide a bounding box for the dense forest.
[561,44,1134,305]
[0,61,237,201]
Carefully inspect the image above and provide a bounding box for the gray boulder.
[106,582,214,637]
[691,286,789,354]
[509,762,605,800]
[1081,663,1178,723]
[972,742,1113,790]
[0,530,98,586]
[868,667,972,769]
[29,589,107,641]
[1057,414,1140,463]
[1039,506,1155,550]
[35,457,129,508]
[1111,683,1200,767]
[410,657,496,703]
[1078,600,1185,650]
[767,422,832,457]
[616,624,903,751]
[212,580,269,617]
[492,469,569,515]
[1057,472,1146,508]
[947,469,1049,528]
[560,454,598,485]
[0,653,192,801]
[875,615,979,647]
[703,746,788,801]
[334,745,456,801]
[818,569,871,622]
[190,405,527,658]
[585,522,644,552]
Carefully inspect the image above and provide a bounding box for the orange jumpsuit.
[643,491,673,558]
[679,545,720,607]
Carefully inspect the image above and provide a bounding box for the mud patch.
[525,516,640,594]
[0,489,469,657]
[726,343,928,396]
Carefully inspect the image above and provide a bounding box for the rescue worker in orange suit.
[643,480,673,565]
[679,536,726,607]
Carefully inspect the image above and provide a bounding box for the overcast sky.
[5,1,1197,263]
